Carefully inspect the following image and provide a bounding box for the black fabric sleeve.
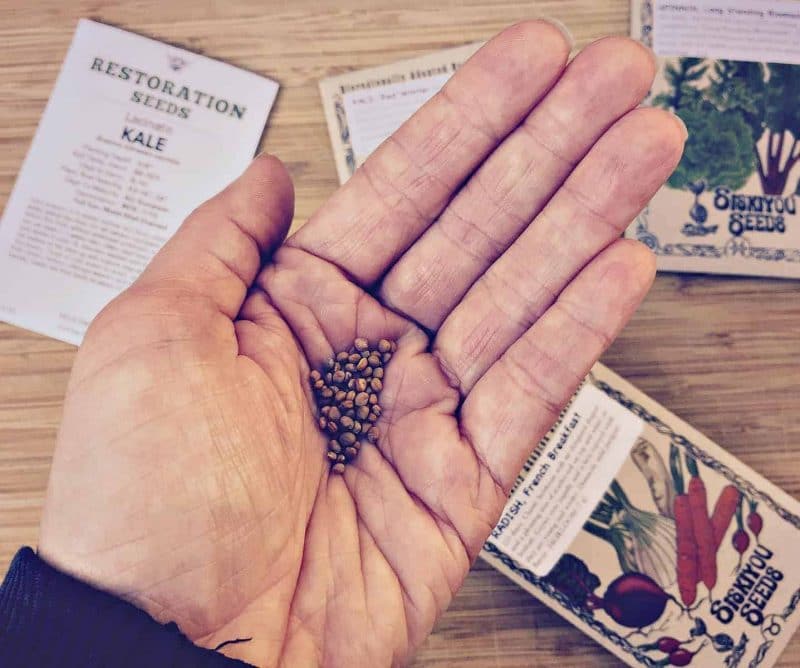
[0,547,254,667]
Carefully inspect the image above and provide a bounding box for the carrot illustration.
[686,456,717,591]
[710,484,740,551]
[670,445,698,606]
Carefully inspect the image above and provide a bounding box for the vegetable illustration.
[710,484,740,550]
[671,445,698,606]
[685,456,717,590]
[591,572,674,628]
[746,499,763,540]
[631,437,675,519]
[657,637,682,653]
[667,646,703,666]
[732,497,750,569]
[543,553,600,612]
[584,480,676,589]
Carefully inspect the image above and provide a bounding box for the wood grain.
[1,1,798,665]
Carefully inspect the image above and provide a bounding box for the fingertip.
[490,19,572,68]
[249,152,295,219]
[597,238,657,302]
[539,18,575,50]
[624,238,658,291]
[578,36,657,96]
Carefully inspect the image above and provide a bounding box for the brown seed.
[369,393,378,405]
[356,357,368,371]
[372,405,382,417]
[320,405,331,416]
[352,421,362,434]
[355,392,369,406]
[310,369,322,381]
[339,431,357,446]
[368,354,381,367]
[345,371,352,381]
[318,416,328,429]
[335,390,347,402]
[367,413,378,423]
[337,454,346,463]
[327,451,338,461]
[370,378,383,392]
[341,400,354,409]
[344,363,355,372]
[334,361,341,371]
[348,353,361,364]
[321,388,334,399]
[326,421,338,434]
[367,426,380,443]
[328,406,341,421]
[329,440,341,453]
[354,337,369,351]
[345,446,358,458]
[332,370,346,384]
[356,405,370,420]
[363,366,373,377]
[382,352,392,364]
[355,378,368,392]
[314,379,325,389]
[373,367,384,379]
[346,390,356,401]
[347,379,355,390]
[332,463,346,474]
[345,409,356,418]
[325,372,333,384]
[378,339,392,353]
[325,358,335,369]
[359,350,369,358]
[340,416,354,429]
[337,351,349,362]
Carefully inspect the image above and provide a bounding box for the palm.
[38,23,686,668]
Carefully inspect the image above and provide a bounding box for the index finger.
[288,20,571,285]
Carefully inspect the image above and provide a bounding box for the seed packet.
[482,362,800,667]
[626,0,800,278]
[0,19,279,344]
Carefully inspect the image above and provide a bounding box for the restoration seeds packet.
[321,44,800,666]
[0,19,279,344]
[482,363,800,668]
[627,0,800,278]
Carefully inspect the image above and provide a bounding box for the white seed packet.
[0,19,279,344]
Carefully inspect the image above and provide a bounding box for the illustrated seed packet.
[627,0,800,278]
[482,363,800,668]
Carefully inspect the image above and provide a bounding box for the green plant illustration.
[655,57,800,197]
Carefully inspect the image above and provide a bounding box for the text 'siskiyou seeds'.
[310,338,395,473]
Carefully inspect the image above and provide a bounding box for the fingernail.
[544,18,575,50]
[671,111,689,141]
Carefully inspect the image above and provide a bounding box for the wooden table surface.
[2,1,800,665]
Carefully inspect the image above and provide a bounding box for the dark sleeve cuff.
[0,547,253,667]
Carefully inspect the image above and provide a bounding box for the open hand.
[39,22,686,667]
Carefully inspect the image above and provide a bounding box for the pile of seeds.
[310,337,395,474]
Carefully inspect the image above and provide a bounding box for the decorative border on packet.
[483,371,800,667]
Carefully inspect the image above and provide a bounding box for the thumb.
[133,153,294,319]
